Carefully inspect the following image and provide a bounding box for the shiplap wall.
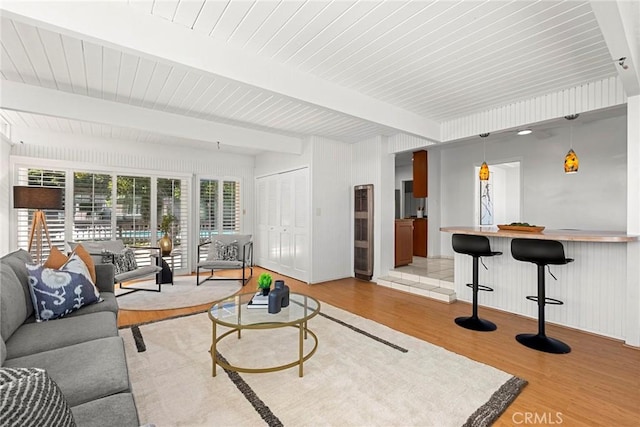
[441,77,627,141]
[1,136,11,255]
[351,136,395,280]
[310,137,352,283]
[388,132,435,154]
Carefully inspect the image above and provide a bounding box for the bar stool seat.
[452,234,502,331]
[511,238,573,354]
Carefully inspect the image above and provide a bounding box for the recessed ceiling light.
[517,129,532,135]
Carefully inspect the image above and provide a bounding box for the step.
[377,275,457,303]
[388,269,454,290]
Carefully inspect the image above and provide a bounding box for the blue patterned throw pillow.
[26,262,100,321]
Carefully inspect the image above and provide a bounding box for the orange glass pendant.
[564,149,579,174]
[479,162,490,180]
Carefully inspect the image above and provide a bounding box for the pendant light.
[479,133,490,180]
[564,114,579,174]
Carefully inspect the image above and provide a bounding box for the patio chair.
[197,234,253,286]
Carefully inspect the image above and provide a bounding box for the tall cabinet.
[412,150,428,198]
[255,168,309,282]
[395,219,413,267]
[413,218,428,257]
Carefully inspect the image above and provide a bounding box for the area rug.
[121,303,526,426]
[115,276,241,310]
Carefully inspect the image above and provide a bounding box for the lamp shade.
[564,149,579,174]
[13,186,63,210]
[479,162,490,181]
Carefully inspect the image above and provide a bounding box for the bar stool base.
[516,333,571,354]
[455,316,497,332]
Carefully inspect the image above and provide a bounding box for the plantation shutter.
[222,180,241,233]
[115,176,151,247]
[157,177,187,269]
[199,179,218,242]
[16,168,66,259]
[73,172,113,241]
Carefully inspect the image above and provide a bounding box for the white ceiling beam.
[590,0,640,96]
[0,1,441,141]
[0,80,303,154]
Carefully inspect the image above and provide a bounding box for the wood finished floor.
[118,268,640,426]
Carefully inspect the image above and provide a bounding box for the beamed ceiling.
[0,1,638,156]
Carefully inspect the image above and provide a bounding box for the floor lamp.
[13,186,64,264]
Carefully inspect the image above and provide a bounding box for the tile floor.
[394,257,454,282]
[377,257,456,303]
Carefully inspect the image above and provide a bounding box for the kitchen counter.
[440,226,638,242]
[440,225,639,345]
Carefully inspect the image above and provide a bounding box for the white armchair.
[197,234,253,286]
[68,240,163,295]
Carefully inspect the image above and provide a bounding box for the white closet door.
[255,168,309,282]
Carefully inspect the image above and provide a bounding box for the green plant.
[160,214,176,234]
[257,273,272,290]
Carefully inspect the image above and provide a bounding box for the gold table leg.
[211,321,217,377]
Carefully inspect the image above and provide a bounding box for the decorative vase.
[261,287,270,296]
[269,280,290,314]
[159,233,172,256]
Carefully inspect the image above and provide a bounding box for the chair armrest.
[94,263,115,292]
[242,241,253,266]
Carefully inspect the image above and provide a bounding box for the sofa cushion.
[44,246,69,269]
[71,392,139,427]
[5,311,117,360]
[0,367,75,427]
[0,249,34,319]
[26,263,100,321]
[64,291,118,318]
[115,265,162,283]
[0,265,30,343]
[4,336,130,407]
[1,339,6,366]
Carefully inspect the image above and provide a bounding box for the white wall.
[1,135,12,255]
[351,136,395,280]
[309,137,352,283]
[438,114,628,256]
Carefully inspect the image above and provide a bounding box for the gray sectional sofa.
[0,249,139,426]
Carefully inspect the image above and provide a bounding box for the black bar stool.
[452,234,502,331]
[511,238,573,354]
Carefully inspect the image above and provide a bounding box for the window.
[116,176,151,246]
[73,172,112,241]
[199,178,241,244]
[222,180,240,233]
[16,168,66,259]
[199,179,218,242]
[157,177,186,269]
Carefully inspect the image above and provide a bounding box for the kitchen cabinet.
[395,219,414,267]
[412,150,428,198]
[413,218,428,257]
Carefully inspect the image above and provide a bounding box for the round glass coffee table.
[208,292,320,377]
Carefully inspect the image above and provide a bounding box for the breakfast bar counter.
[440,226,639,345]
[440,226,638,243]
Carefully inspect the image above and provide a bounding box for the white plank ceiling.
[0,0,634,154]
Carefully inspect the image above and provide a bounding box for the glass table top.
[209,292,321,328]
